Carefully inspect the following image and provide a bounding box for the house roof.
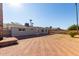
[3,23,49,30]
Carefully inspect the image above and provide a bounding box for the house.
[3,22,49,37]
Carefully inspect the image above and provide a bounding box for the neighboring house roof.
[3,23,50,30]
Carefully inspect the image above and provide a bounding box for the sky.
[3,3,79,29]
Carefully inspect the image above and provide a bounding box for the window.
[41,29,44,32]
[18,28,25,31]
[19,28,21,31]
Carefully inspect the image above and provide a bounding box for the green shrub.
[68,24,79,30]
[69,31,77,37]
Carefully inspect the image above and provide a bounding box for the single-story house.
[3,23,49,37]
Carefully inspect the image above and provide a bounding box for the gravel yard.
[0,34,79,56]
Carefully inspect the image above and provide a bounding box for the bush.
[69,31,77,37]
[68,24,79,30]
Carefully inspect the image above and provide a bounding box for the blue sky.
[3,3,79,29]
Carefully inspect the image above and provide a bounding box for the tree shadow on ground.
[0,42,18,48]
[74,37,79,38]
[4,34,50,40]
[74,35,79,38]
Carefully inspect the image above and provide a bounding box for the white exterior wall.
[11,27,48,36]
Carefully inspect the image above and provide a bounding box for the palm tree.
[30,19,33,27]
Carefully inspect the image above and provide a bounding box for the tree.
[50,26,52,29]
[68,24,79,30]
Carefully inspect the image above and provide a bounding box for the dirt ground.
[0,34,79,56]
